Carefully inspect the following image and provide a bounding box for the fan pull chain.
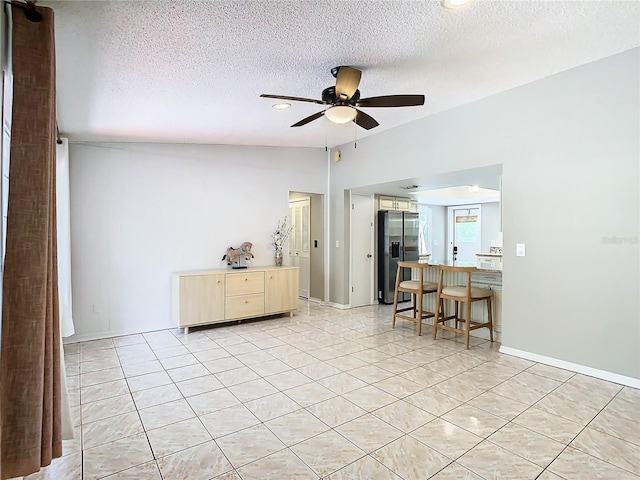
[354,121,357,149]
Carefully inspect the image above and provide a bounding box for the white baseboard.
[499,346,640,389]
[63,323,174,344]
[326,302,350,310]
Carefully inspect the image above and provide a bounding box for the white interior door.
[449,206,481,266]
[350,194,374,307]
[289,197,310,298]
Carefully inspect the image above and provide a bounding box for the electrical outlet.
[92,304,101,314]
[516,243,526,257]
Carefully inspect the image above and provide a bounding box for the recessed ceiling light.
[441,0,474,8]
[272,103,291,110]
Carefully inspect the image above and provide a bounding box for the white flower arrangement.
[270,216,293,252]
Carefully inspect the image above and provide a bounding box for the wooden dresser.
[172,266,299,333]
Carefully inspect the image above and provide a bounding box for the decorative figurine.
[221,242,254,269]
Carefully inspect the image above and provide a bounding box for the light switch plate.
[516,243,526,257]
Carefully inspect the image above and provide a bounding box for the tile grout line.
[74,323,480,478]
[145,332,236,479]
[66,307,636,480]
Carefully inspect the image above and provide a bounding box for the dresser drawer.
[225,272,264,296]
[225,293,265,320]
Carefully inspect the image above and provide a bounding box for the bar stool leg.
[487,296,494,342]
[392,267,401,329]
[433,295,441,340]
[465,300,472,350]
[412,294,417,322]
[417,292,423,336]
[451,300,457,331]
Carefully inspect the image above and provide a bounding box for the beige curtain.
[0,4,61,479]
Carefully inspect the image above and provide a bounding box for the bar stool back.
[433,265,494,349]
[392,262,440,336]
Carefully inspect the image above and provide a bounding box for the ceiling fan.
[260,66,425,130]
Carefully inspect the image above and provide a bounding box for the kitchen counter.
[409,262,502,340]
[426,261,502,276]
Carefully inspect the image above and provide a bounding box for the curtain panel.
[56,138,74,338]
[0,4,61,479]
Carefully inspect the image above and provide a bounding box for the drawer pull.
[244,300,248,304]
[244,278,248,281]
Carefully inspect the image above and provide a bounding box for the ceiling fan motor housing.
[322,86,360,105]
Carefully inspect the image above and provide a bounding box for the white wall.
[481,202,501,252]
[423,205,447,265]
[431,205,447,264]
[69,143,327,341]
[329,49,639,380]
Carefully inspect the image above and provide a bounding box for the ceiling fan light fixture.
[325,105,357,124]
[272,103,291,110]
[441,0,474,8]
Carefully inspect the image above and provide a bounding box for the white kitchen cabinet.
[378,195,415,212]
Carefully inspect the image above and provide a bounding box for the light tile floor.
[26,302,640,479]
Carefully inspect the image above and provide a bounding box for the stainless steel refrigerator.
[377,210,419,304]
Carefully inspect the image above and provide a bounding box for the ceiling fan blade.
[354,109,379,130]
[356,95,425,108]
[260,94,325,105]
[335,66,362,100]
[291,110,325,127]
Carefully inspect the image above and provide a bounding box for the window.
[0,4,11,342]
[1,7,11,269]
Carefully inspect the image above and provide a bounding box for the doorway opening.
[289,192,325,303]
[447,205,482,266]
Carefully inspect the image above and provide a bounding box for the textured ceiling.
[46,0,639,148]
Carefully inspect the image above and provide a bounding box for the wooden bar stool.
[392,261,440,336]
[433,265,494,349]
